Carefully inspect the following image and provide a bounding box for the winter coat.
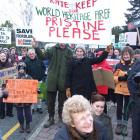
[94,113,113,140]
[25,57,46,81]
[66,51,108,100]
[114,60,133,96]
[35,44,73,91]
[93,52,114,95]
[127,59,140,99]
[0,60,13,70]
[54,122,107,140]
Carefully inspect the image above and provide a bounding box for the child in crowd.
[15,62,32,133]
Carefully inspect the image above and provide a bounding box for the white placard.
[32,0,112,45]
[0,27,11,44]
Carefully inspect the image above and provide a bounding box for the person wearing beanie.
[66,44,112,100]
[15,62,33,133]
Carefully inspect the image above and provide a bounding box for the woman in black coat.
[0,51,13,119]
[66,44,111,100]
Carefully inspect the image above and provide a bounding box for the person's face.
[59,43,66,49]
[123,52,131,61]
[28,52,36,60]
[21,51,27,57]
[91,101,105,116]
[71,110,93,134]
[134,54,140,59]
[108,49,113,56]
[114,50,120,56]
[75,48,84,59]
[0,53,7,62]
[11,48,16,55]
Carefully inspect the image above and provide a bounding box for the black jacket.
[54,121,108,140]
[25,57,46,81]
[66,51,108,100]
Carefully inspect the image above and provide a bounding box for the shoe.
[121,125,128,136]
[115,124,122,135]
[19,124,24,133]
[25,123,31,133]
[0,115,5,119]
[44,117,54,128]
[37,108,43,114]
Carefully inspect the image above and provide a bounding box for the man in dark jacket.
[32,42,73,128]
[127,58,140,140]
[25,49,46,114]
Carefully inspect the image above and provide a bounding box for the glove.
[37,89,41,94]
[2,89,8,99]
[66,88,71,98]
[118,74,128,81]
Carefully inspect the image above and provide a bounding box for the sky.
[0,0,131,27]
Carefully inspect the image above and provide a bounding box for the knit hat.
[75,44,86,54]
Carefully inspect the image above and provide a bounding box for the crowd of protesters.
[0,43,140,140]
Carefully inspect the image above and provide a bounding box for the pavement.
[28,102,132,140]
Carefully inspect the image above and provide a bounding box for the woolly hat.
[75,44,86,53]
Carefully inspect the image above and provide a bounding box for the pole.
[136,28,140,46]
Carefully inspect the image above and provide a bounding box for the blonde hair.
[62,95,92,125]
[28,48,35,55]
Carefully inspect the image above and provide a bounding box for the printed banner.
[32,0,112,45]
[0,27,11,44]
[0,67,17,86]
[15,28,32,47]
[3,79,38,103]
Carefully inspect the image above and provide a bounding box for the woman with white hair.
[66,44,112,100]
[54,95,107,140]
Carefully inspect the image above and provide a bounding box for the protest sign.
[15,28,32,47]
[93,69,115,89]
[0,67,17,86]
[0,27,11,44]
[32,0,112,45]
[3,79,38,103]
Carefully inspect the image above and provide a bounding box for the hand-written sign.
[0,67,17,86]
[0,27,11,44]
[3,79,38,103]
[33,0,111,45]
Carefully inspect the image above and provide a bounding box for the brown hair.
[91,94,105,104]
[121,46,134,59]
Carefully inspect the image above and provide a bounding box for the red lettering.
[56,28,61,37]
[92,30,100,40]
[83,30,91,40]
[52,17,58,26]
[46,17,51,26]
[49,27,55,36]
[98,20,105,30]
[72,28,80,38]
[18,39,24,45]
[63,28,69,38]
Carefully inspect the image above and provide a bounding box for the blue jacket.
[54,121,108,140]
[127,59,140,99]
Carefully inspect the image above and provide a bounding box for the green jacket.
[35,44,73,91]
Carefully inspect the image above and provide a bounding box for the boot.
[19,124,24,133]
[37,108,43,114]
[44,117,54,128]
[25,123,31,133]
[121,125,128,136]
[115,124,122,135]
